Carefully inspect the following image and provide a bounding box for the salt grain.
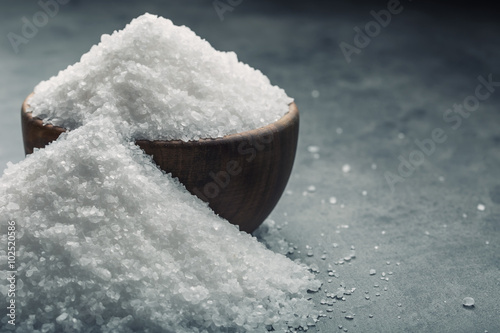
[307,145,320,153]
[463,297,475,308]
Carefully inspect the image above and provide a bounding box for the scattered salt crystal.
[369,269,376,275]
[477,204,485,211]
[362,190,367,196]
[336,127,343,135]
[329,197,337,204]
[307,185,316,192]
[463,297,475,308]
[342,164,351,173]
[311,90,320,98]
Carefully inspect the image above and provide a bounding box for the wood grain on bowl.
[21,94,299,233]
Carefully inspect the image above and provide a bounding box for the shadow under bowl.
[21,94,299,233]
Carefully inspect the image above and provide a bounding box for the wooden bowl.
[21,94,299,233]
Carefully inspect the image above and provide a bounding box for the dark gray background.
[1,1,499,332]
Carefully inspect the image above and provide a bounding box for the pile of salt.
[1,14,320,332]
[28,13,292,141]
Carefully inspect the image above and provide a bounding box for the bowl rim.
[22,93,298,145]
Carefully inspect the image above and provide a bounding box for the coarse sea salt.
[1,117,320,332]
[28,13,292,141]
[1,13,318,333]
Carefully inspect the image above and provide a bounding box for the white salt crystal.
[55,313,68,323]
[29,13,292,141]
[0,120,320,331]
[477,203,485,211]
[253,219,290,255]
[1,13,316,332]
[307,145,320,153]
[342,164,351,173]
